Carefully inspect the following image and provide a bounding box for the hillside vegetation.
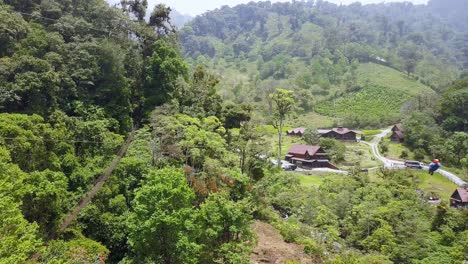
[315,63,434,125]
[0,0,467,263]
[181,0,466,127]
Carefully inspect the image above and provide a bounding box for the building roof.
[393,123,404,131]
[318,127,363,135]
[453,188,468,202]
[393,131,404,139]
[287,127,305,134]
[287,144,321,156]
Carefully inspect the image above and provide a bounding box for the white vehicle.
[270,159,297,171]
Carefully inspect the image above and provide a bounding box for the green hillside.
[181,0,465,127]
[315,63,434,125]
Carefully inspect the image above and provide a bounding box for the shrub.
[400,150,409,159]
[414,148,426,160]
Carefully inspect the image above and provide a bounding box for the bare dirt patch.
[250,221,321,264]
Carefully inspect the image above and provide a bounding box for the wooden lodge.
[286,127,305,136]
[390,124,404,142]
[450,188,468,208]
[317,127,363,142]
[285,144,338,169]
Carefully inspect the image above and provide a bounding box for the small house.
[287,127,305,136]
[285,144,338,169]
[450,188,468,208]
[318,127,363,142]
[390,124,404,142]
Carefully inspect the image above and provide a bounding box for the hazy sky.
[151,0,429,16]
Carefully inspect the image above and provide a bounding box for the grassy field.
[339,142,382,169]
[290,112,336,129]
[362,130,381,136]
[315,63,434,124]
[415,170,458,201]
[296,174,326,186]
[356,63,432,96]
[368,169,456,201]
[385,140,416,161]
[296,172,345,187]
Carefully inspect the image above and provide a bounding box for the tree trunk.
[278,118,283,167]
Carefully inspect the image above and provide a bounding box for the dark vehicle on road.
[404,160,424,169]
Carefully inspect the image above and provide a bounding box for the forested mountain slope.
[180,0,467,127]
[1,0,467,263]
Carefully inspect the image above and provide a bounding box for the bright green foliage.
[257,168,467,263]
[0,147,28,200]
[127,168,200,264]
[196,192,253,263]
[0,113,64,171]
[40,236,110,263]
[0,197,41,264]
[22,170,72,234]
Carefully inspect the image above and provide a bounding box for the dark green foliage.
[438,78,468,132]
[143,39,188,113]
[402,78,468,169]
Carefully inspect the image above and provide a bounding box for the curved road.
[363,128,467,187]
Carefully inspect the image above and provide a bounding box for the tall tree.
[270,89,295,166]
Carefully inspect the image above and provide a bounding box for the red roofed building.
[287,127,305,136]
[450,188,468,208]
[318,127,363,142]
[285,144,338,169]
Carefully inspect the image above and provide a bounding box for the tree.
[143,39,188,114]
[21,170,71,235]
[270,89,295,166]
[319,138,346,162]
[303,125,320,145]
[0,197,41,264]
[231,121,267,177]
[127,168,200,264]
[195,192,253,263]
[121,0,148,21]
[398,43,423,76]
[149,4,175,36]
[0,6,29,57]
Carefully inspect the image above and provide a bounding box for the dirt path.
[251,221,320,264]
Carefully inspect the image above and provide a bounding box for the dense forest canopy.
[0,0,467,263]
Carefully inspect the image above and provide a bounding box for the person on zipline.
[428,159,441,175]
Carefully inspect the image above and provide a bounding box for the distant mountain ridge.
[171,9,193,28]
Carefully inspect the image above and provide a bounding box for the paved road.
[363,128,467,187]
